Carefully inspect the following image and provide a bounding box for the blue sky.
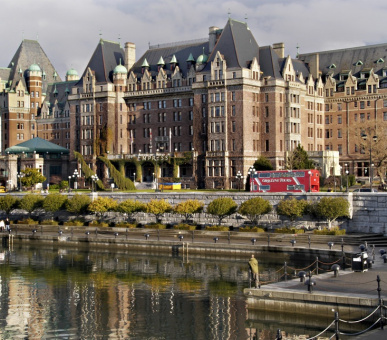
[1,0,387,78]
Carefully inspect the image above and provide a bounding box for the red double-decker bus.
[250,169,320,193]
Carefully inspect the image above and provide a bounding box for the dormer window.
[329,64,336,69]
[355,60,363,66]
[377,58,384,64]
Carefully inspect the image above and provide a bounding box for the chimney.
[209,26,220,53]
[125,42,136,71]
[309,53,320,80]
[273,43,285,58]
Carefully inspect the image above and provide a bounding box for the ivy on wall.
[98,156,136,190]
[74,152,104,190]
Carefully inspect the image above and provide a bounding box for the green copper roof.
[29,63,41,72]
[113,64,127,74]
[141,58,150,68]
[197,48,208,64]
[5,137,70,154]
[66,68,78,76]
[170,55,177,64]
[157,56,165,65]
[186,53,195,62]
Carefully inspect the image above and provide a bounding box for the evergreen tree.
[286,145,314,170]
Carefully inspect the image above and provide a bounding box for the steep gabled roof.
[45,80,78,113]
[299,43,387,79]
[259,46,282,78]
[131,40,209,78]
[5,137,69,154]
[203,19,260,71]
[6,39,61,92]
[76,39,125,86]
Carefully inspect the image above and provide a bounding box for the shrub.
[89,220,109,228]
[313,197,350,229]
[145,199,172,223]
[274,227,304,234]
[205,225,229,231]
[43,193,68,212]
[63,220,85,227]
[88,197,118,214]
[173,200,204,223]
[16,218,39,225]
[115,199,146,222]
[144,223,167,229]
[65,194,91,216]
[0,195,18,216]
[19,194,44,216]
[239,226,265,233]
[114,222,137,228]
[238,197,272,224]
[173,223,196,230]
[314,227,346,235]
[277,198,308,221]
[40,220,59,225]
[207,197,237,225]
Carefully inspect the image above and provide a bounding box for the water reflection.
[0,245,340,339]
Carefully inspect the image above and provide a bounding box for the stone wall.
[6,191,387,234]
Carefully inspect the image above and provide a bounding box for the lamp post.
[362,132,377,190]
[248,166,255,191]
[91,174,98,192]
[345,163,349,192]
[17,172,24,191]
[68,175,72,192]
[73,169,79,191]
[308,170,312,192]
[236,170,243,192]
[133,172,136,182]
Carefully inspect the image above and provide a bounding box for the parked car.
[353,188,378,192]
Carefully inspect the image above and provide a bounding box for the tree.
[286,145,314,170]
[145,199,173,223]
[313,197,349,229]
[19,194,44,217]
[65,194,91,216]
[43,193,68,212]
[0,195,18,217]
[238,197,272,225]
[174,199,204,223]
[115,199,146,222]
[207,197,238,226]
[253,156,274,171]
[348,120,387,184]
[21,168,46,191]
[276,198,308,222]
[88,197,118,215]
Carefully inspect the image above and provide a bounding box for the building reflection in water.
[0,246,252,339]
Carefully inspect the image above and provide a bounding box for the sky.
[1,0,387,79]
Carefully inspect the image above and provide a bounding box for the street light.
[236,170,244,191]
[68,175,72,192]
[248,166,255,192]
[133,172,136,182]
[345,163,349,192]
[73,169,79,191]
[362,133,377,190]
[17,172,24,191]
[91,174,98,192]
[308,170,312,192]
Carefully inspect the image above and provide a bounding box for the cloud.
[0,0,386,78]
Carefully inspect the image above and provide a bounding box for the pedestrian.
[0,219,4,232]
[248,254,260,288]
[5,218,10,233]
